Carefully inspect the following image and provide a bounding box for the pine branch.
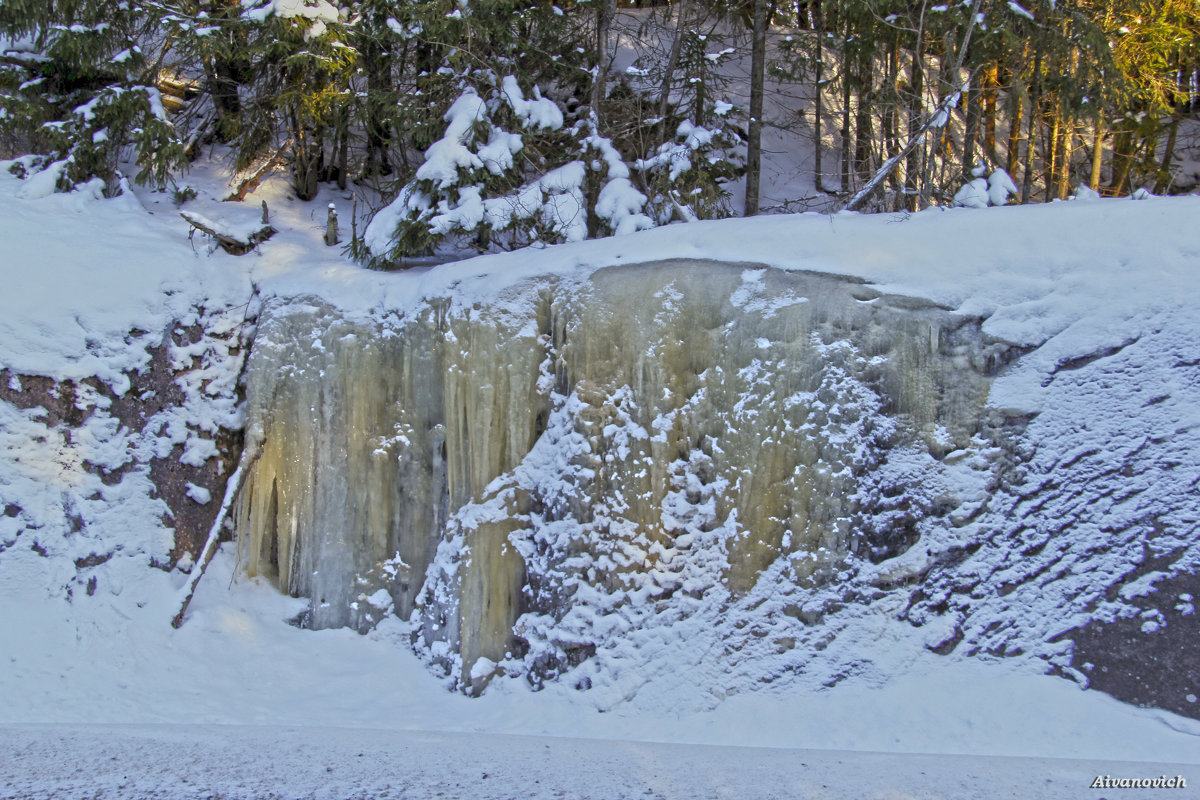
[0,53,46,72]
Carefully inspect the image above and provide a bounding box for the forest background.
[1,0,1197,265]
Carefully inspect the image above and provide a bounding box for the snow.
[1,163,1199,795]
[7,722,1192,800]
[413,89,488,188]
[1008,0,1036,21]
[184,483,211,504]
[501,75,564,131]
[243,0,340,25]
[0,160,249,389]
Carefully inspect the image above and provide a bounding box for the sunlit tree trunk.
[1155,113,1181,194]
[1089,118,1104,191]
[1021,40,1043,204]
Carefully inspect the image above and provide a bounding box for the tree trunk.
[905,39,925,210]
[1055,113,1072,200]
[983,62,998,162]
[364,38,393,176]
[1155,113,1181,194]
[962,69,981,180]
[290,107,320,202]
[854,59,874,184]
[592,0,616,114]
[1046,109,1061,201]
[203,1,248,144]
[1021,43,1043,204]
[1089,117,1104,191]
[813,3,825,193]
[883,36,901,208]
[336,107,349,191]
[745,0,769,215]
[1108,125,1134,196]
[1006,91,1023,178]
[657,0,693,121]
[840,53,853,196]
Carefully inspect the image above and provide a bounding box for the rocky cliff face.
[0,305,248,606]
[234,260,1020,696]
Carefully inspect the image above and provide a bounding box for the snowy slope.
[1,166,1199,797]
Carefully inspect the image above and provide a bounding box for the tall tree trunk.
[1055,113,1072,200]
[1089,117,1104,191]
[813,2,825,193]
[962,69,981,180]
[289,107,319,201]
[336,106,349,191]
[883,35,901,208]
[983,62,998,162]
[1155,113,1181,194]
[1108,125,1134,196]
[1006,91,1023,178]
[592,0,616,114]
[854,51,874,184]
[656,0,693,120]
[1021,41,1043,204]
[905,38,925,211]
[745,0,770,215]
[364,39,393,176]
[840,52,853,196]
[1046,108,1061,201]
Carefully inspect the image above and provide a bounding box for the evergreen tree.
[0,0,185,194]
[358,0,629,263]
[361,76,654,262]
[636,31,743,222]
[233,0,357,199]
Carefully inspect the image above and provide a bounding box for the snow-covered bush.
[953,167,1018,209]
[637,113,743,223]
[634,32,743,224]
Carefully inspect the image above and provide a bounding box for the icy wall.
[234,260,1018,696]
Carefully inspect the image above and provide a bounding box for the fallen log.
[180,211,275,255]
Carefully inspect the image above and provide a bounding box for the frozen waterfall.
[233,260,1016,695]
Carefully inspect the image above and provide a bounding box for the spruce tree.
[359,0,621,263]
[636,31,743,222]
[0,0,185,194]
[231,0,357,200]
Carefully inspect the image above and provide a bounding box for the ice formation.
[234,260,1016,695]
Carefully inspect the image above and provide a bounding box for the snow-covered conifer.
[636,35,743,223]
[230,0,357,199]
[0,0,185,194]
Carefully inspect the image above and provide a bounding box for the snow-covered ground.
[1,165,1198,797]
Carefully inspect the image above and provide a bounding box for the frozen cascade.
[234,260,1017,697]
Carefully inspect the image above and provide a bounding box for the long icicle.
[171,425,264,629]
